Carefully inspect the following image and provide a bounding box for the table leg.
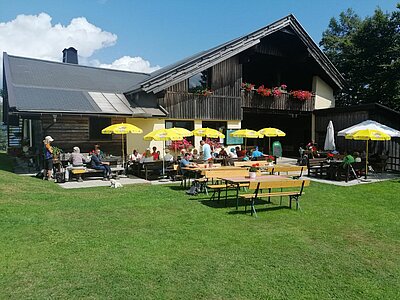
[236,184,239,210]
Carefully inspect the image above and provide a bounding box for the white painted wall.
[312,76,335,109]
[126,118,165,154]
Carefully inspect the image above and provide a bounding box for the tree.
[320,5,400,110]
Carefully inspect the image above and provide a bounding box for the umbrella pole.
[163,140,165,176]
[122,134,125,169]
[365,140,369,179]
[269,137,271,155]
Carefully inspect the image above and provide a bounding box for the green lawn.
[0,153,399,299]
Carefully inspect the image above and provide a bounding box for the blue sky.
[0,0,399,71]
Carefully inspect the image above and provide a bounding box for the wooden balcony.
[241,92,315,112]
[160,91,242,120]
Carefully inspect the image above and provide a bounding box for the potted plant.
[207,157,214,168]
[249,163,259,179]
[266,155,274,166]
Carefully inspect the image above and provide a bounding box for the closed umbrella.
[102,123,143,167]
[345,129,391,179]
[324,120,336,151]
[258,127,286,154]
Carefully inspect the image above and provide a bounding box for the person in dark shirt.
[91,149,111,180]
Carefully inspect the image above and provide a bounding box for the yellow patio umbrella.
[192,127,225,138]
[345,129,391,178]
[169,127,194,137]
[102,123,143,167]
[230,129,262,151]
[258,127,286,154]
[144,128,185,176]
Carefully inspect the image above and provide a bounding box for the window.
[165,120,194,145]
[89,117,112,140]
[202,121,227,145]
[188,69,212,93]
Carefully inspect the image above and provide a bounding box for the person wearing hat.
[43,136,54,180]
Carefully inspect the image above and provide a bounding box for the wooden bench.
[70,166,124,181]
[307,158,329,178]
[269,165,305,178]
[205,169,251,200]
[240,179,310,216]
[139,161,167,180]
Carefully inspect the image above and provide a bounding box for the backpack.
[55,171,65,183]
[186,183,200,195]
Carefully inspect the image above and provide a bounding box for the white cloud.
[93,56,161,73]
[0,12,161,82]
[0,13,117,62]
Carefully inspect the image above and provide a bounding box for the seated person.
[342,153,355,168]
[251,146,264,159]
[163,149,174,162]
[179,153,198,176]
[91,144,104,159]
[192,149,199,160]
[218,147,228,158]
[152,146,159,160]
[129,149,142,162]
[140,148,154,163]
[91,149,111,180]
[353,152,362,163]
[236,146,246,158]
[69,146,86,166]
[229,147,237,159]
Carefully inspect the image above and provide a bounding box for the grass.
[0,153,399,299]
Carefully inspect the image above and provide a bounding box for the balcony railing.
[161,91,242,120]
[241,92,315,112]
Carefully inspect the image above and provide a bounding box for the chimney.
[62,47,78,64]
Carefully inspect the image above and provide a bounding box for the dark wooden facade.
[39,115,126,155]
[158,54,315,120]
[242,92,314,112]
[315,104,400,171]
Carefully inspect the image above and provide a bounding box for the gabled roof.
[126,14,346,94]
[3,53,166,117]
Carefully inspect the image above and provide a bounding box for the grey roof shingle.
[8,55,150,92]
[4,54,166,116]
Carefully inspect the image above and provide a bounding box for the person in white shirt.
[200,140,212,161]
[228,147,238,158]
[163,149,174,162]
[129,149,142,162]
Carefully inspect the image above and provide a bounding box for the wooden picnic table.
[218,175,294,210]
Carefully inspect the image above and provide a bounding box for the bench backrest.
[203,169,249,179]
[270,166,305,174]
[249,179,310,193]
[234,161,271,167]
[143,161,164,170]
[308,158,326,167]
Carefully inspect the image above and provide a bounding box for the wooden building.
[314,103,400,171]
[3,15,345,159]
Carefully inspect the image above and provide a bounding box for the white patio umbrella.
[324,120,336,151]
[338,120,400,137]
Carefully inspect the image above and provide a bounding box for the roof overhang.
[127,14,345,95]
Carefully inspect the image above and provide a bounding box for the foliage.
[320,5,400,110]
[241,82,255,92]
[290,90,314,101]
[265,155,274,162]
[51,146,63,157]
[0,153,399,298]
[193,88,213,96]
[168,138,193,152]
[249,163,259,172]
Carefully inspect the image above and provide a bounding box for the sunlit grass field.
[0,153,399,299]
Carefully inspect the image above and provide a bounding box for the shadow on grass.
[0,152,14,172]
[227,205,291,215]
